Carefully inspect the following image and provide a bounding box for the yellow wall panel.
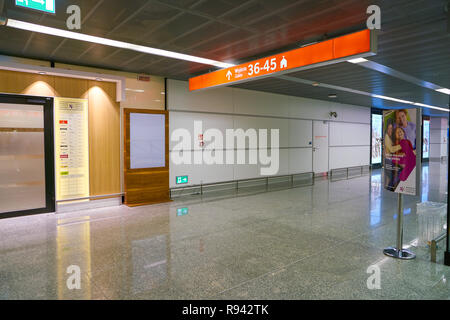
[0,70,55,96]
[54,77,89,99]
[88,81,120,196]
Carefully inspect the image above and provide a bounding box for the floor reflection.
[0,161,448,300]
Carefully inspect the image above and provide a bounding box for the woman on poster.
[392,127,416,187]
[384,119,402,190]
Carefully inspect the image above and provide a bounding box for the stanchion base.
[383,247,416,260]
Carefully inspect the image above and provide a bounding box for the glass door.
[0,94,54,218]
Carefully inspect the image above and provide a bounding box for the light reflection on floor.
[0,162,448,300]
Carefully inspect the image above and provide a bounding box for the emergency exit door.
[312,120,329,174]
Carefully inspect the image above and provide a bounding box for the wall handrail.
[170,172,314,198]
[56,193,124,203]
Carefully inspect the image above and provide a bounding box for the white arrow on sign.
[226,70,232,80]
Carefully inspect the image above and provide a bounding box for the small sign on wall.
[54,97,89,201]
[177,208,189,216]
[137,75,151,82]
[176,176,188,184]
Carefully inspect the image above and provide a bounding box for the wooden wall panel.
[88,81,121,196]
[0,70,55,96]
[53,77,89,99]
[0,69,121,199]
[124,109,170,206]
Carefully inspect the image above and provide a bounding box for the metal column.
[383,193,416,260]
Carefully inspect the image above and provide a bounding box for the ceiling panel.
[289,62,449,106]
[233,76,448,116]
[0,0,448,111]
[193,0,236,17]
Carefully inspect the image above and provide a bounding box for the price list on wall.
[54,98,89,201]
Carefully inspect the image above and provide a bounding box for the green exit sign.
[16,0,55,14]
[177,208,189,216]
[176,176,188,184]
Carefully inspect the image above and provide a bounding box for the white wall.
[328,122,371,170]
[168,79,370,188]
[430,117,448,160]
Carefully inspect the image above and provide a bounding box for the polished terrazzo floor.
[0,162,449,300]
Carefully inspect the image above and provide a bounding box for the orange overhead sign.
[189,29,376,91]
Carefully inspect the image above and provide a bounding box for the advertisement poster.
[423,119,430,159]
[54,98,89,201]
[383,108,419,195]
[371,114,382,165]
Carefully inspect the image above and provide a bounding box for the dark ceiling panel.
[289,62,449,107]
[0,28,29,56]
[112,2,181,43]
[172,21,229,48]
[77,0,150,38]
[368,0,450,88]
[143,12,209,46]
[24,33,65,56]
[124,55,166,74]
[163,0,203,9]
[232,76,446,116]
[220,1,269,26]
[0,0,448,112]
[193,0,236,17]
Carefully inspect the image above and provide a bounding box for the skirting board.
[56,197,122,213]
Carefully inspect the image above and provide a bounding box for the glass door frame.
[0,93,55,219]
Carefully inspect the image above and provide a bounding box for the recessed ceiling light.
[4,18,234,69]
[38,71,46,75]
[347,57,368,64]
[328,94,337,98]
[436,88,450,95]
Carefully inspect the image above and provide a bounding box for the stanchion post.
[383,193,416,260]
[396,193,404,252]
